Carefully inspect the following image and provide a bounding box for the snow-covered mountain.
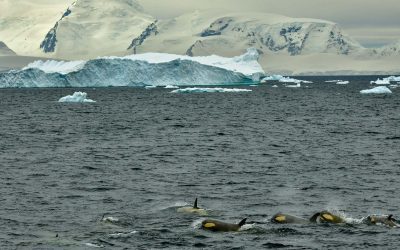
[0,0,399,74]
[39,0,155,59]
[134,12,364,57]
[375,40,400,56]
[0,41,16,56]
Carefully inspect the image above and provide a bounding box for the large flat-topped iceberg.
[0,49,264,88]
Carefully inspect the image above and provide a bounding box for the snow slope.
[0,50,260,88]
[0,41,16,56]
[0,0,72,55]
[39,0,156,59]
[134,11,364,57]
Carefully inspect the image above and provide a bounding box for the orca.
[201,218,247,232]
[177,198,207,215]
[310,211,345,224]
[271,213,309,224]
[365,214,398,227]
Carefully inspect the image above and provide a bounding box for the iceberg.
[285,83,301,88]
[164,85,179,89]
[370,76,400,85]
[261,75,312,84]
[360,86,392,95]
[171,87,252,93]
[58,92,96,103]
[0,49,264,88]
[370,78,390,85]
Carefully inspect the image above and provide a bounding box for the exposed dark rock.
[127,21,158,54]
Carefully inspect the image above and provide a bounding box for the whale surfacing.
[365,214,398,227]
[310,211,345,224]
[177,198,207,215]
[271,213,309,224]
[201,218,247,232]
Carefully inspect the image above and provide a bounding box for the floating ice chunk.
[261,75,312,84]
[171,87,252,93]
[58,92,96,103]
[272,85,278,88]
[336,81,349,85]
[286,83,301,88]
[371,76,400,85]
[325,80,341,83]
[164,85,179,89]
[85,243,104,248]
[101,216,119,223]
[261,74,284,82]
[370,79,391,85]
[360,86,392,94]
[145,85,157,89]
[386,76,400,81]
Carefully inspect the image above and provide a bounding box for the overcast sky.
[138,0,400,47]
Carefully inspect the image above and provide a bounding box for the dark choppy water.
[0,76,399,249]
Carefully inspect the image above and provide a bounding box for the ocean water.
[0,76,399,249]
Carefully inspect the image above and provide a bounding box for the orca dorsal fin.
[238,218,247,227]
[309,212,321,222]
[193,198,199,209]
[388,214,393,220]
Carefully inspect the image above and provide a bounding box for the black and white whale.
[201,218,247,232]
[364,214,399,227]
[177,198,207,215]
[271,211,345,224]
[271,213,310,224]
[310,211,346,224]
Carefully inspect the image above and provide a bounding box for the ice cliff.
[0,49,263,88]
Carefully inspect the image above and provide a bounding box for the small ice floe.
[58,92,96,103]
[164,85,179,89]
[85,243,104,248]
[272,85,278,88]
[325,80,341,83]
[261,75,312,84]
[101,216,119,223]
[370,79,390,85]
[171,87,252,93]
[360,86,392,94]
[370,76,400,85]
[336,81,349,85]
[285,83,301,88]
[145,85,157,89]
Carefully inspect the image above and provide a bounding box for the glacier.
[0,49,263,88]
[360,86,392,95]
